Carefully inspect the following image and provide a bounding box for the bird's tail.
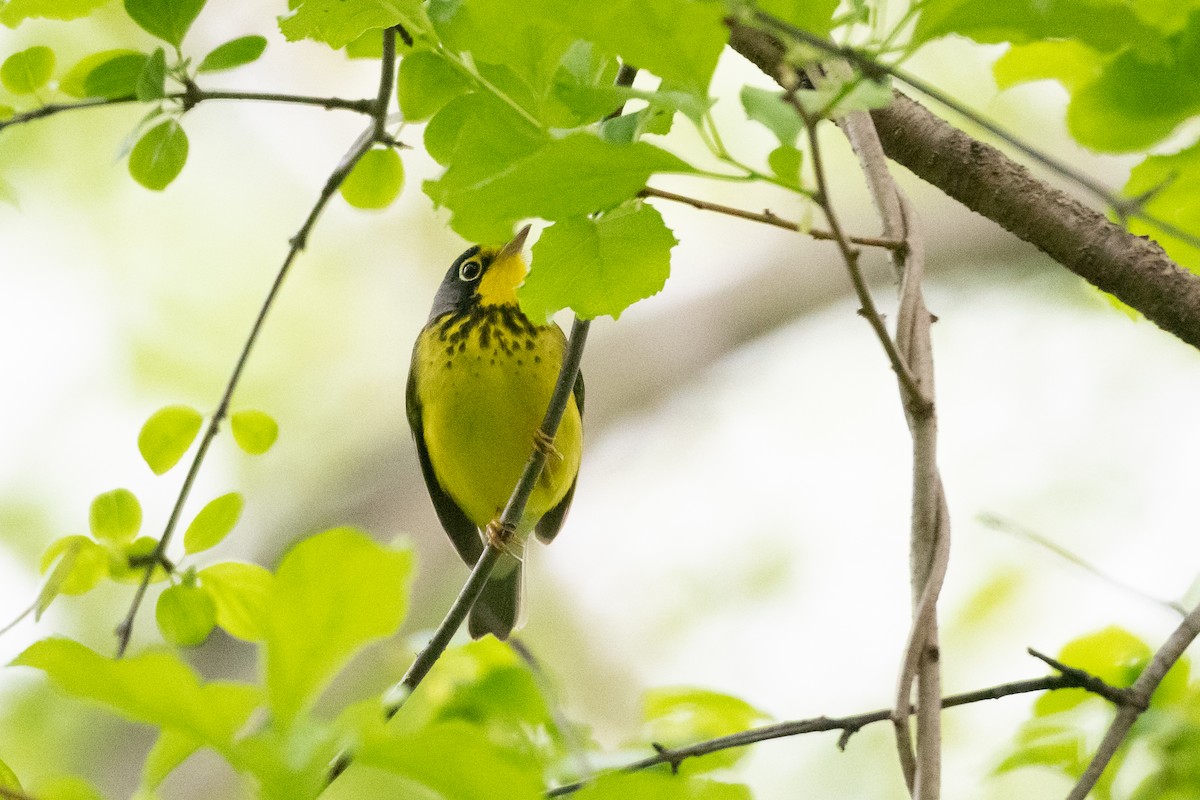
[468,556,523,640]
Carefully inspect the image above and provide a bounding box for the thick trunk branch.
[727,23,1200,352]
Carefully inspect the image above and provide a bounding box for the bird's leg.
[484,519,520,558]
[533,427,562,460]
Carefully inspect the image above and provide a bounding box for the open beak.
[498,224,532,262]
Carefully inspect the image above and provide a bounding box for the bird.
[406,225,583,639]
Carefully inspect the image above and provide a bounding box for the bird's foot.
[484,520,519,556]
[533,428,561,460]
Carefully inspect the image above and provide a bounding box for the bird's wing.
[534,370,584,544]
[406,363,483,565]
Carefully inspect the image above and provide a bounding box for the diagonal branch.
[112,27,402,656]
[726,21,1200,352]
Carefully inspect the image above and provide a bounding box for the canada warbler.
[406,225,584,640]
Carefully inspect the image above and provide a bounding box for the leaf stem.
[112,27,402,656]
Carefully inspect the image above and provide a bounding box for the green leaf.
[340,148,405,210]
[996,719,1088,775]
[108,536,170,584]
[0,757,20,791]
[124,0,206,47]
[344,29,384,59]
[520,202,677,323]
[39,535,109,595]
[183,492,244,554]
[89,488,142,545]
[357,722,541,800]
[198,561,273,642]
[1125,140,1200,271]
[397,51,473,121]
[767,145,803,187]
[279,0,428,49]
[31,777,105,800]
[912,0,1156,51]
[230,409,279,454]
[1035,626,1158,715]
[13,638,259,748]
[1,46,54,94]
[139,404,203,474]
[59,50,143,97]
[0,0,110,26]
[197,35,267,72]
[640,687,769,774]
[426,132,693,243]
[142,729,201,789]
[136,46,166,100]
[575,772,752,800]
[263,527,413,722]
[741,86,802,145]
[423,91,547,168]
[156,584,217,646]
[755,0,840,39]
[993,40,1105,92]
[79,52,148,99]
[129,119,189,190]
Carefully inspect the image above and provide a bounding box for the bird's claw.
[533,428,561,460]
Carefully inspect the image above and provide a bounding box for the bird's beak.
[498,224,532,262]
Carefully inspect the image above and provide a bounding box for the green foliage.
[741,86,802,145]
[89,488,142,545]
[396,50,473,121]
[124,0,206,48]
[0,0,109,26]
[520,202,678,322]
[340,148,405,209]
[575,772,752,800]
[279,0,430,49]
[1,45,54,94]
[640,687,770,774]
[1125,140,1200,270]
[67,51,148,99]
[138,404,203,474]
[197,35,267,72]
[129,119,189,190]
[183,492,244,554]
[197,561,272,641]
[156,582,217,646]
[39,535,110,596]
[230,409,279,455]
[136,46,167,101]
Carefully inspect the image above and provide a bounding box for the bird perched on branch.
[406,225,584,639]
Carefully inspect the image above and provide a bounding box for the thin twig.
[1065,602,1200,800]
[743,11,1200,253]
[547,668,1120,797]
[639,186,904,249]
[979,512,1187,616]
[0,89,374,134]
[112,28,401,656]
[511,639,596,780]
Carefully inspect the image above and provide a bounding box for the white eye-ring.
[458,260,482,281]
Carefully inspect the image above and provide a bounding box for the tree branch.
[112,28,401,656]
[726,21,1200,352]
[1065,602,1200,800]
[547,668,1123,797]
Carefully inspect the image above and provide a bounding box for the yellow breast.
[413,306,583,532]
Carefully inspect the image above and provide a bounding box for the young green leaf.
[1125,141,1200,270]
[198,561,273,642]
[124,0,206,47]
[1,46,54,94]
[426,133,694,243]
[520,202,677,323]
[108,537,170,584]
[767,144,803,188]
[754,0,841,39]
[139,404,203,474]
[13,638,260,748]
[279,0,429,49]
[0,0,111,26]
[156,584,218,646]
[142,729,202,790]
[356,722,542,800]
[197,35,267,72]
[183,492,244,554]
[136,46,167,100]
[423,91,548,168]
[396,51,473,121]
[0,757,19,791]
[263,527,413,722]
[79,52,149,98]
[340,148,405,210]
[39,536,110,595]
[60,50,144,97]
[89,488,142,544]
[640,687,770,774]
[129,119,189,191]
[230,409,279,455]
[741,86,802,145]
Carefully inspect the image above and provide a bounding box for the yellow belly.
[414,310,582,532]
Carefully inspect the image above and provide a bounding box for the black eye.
[458,260,482,281]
